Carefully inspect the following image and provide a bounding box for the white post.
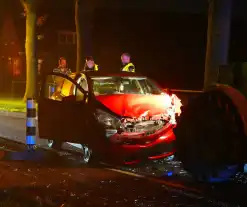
[26,98,36,149]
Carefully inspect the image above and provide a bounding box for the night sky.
[5,0,247,21]
[119,0,247,20]
[1,0,247,92]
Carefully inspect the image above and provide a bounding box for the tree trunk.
[81,1,94,57]
[75,0,82,73]
[21,0,37,101]
[204,0,232,89]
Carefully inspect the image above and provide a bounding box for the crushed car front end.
[89,73,181,164]
[94,106,176,164]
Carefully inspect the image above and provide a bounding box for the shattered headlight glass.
[95,109,121,130]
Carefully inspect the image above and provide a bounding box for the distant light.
[167,171,173,176]
[244,164,247,173]
[164,171,173,176]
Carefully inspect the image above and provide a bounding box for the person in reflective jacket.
[83,56,99,72]
[53,57,71,75]
[52,57,71,93]
[120,53,135,72]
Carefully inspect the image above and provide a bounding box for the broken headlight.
[95,109,121,130]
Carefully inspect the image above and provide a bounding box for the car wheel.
[47,140,62,150]
[81,145,92,164]
[47,140,54,148]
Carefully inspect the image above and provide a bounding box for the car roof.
[83,71,147,78]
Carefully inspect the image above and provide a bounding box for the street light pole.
[204,0,232,89]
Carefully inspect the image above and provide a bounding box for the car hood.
[95,94,172,118]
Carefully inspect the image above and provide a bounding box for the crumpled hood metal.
[95,94,172,118]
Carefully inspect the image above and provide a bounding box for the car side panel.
[60,102,91,143]
[38,99,63,140]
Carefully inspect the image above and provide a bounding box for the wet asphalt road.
[0,139,211,207]
[0,114,247,206]
[0,138,245,207]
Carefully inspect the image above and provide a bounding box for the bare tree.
[20,0,37,100]
[75,0,82,72]
[75,0,100,72]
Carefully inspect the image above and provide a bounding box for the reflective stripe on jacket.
[94,64,99,71]
[121,63,135,72]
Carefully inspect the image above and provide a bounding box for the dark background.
[1,0,247,96]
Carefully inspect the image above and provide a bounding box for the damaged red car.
[38,71,182,165]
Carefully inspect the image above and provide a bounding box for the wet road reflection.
[0,160,217,207]
[0,138,245,206]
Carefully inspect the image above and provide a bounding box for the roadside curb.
[0,111,25,118]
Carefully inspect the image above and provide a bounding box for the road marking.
[106,168,234,206]
[103,163,199,193]
[106,168,145,178]
[107,167,200,193]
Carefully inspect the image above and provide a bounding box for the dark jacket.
[83,64,99,72]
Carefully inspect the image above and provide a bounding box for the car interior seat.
[123,80,140,93]
[61,79,73,97]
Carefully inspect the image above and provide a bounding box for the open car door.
[38,72,93,144]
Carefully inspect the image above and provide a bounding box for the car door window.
[44,74,85,101]
[138,79,162,95]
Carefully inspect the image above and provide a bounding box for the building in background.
[0,10,24,96]
[2,0,247,97]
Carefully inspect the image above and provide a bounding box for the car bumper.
[109,124,176,164]
[123,140,175,165]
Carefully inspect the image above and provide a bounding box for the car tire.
[79,145,101,166]
[80,145,92,164]
[174,89,247,183]
[48,140,63,150]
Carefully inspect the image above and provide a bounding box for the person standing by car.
[120,53,135,72]
[53,57,71,75]
[52,57,71,94]
[83,56,99,72]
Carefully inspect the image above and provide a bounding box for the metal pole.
[204,0,232,89]
[26,98,36,150]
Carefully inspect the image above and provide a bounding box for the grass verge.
[0,99,26,113]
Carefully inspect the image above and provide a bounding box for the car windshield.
[91,76,163,95]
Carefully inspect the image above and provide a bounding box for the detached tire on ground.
[174,85,247,182]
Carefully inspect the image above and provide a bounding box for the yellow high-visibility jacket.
[121,63,135,72]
